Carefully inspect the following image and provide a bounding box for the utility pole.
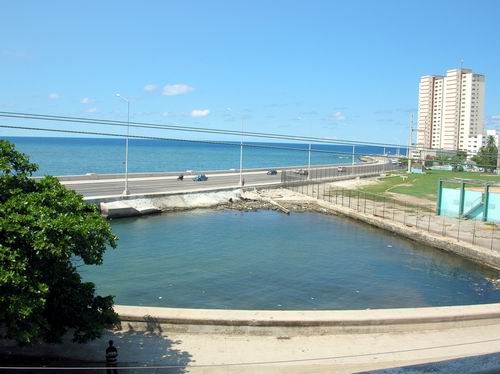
[497,147,500,174]
[307,143,311,180]
[407,114,413,173]
[116,94,130,195]
[239,119,243,187]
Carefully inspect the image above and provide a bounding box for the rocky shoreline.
[216,197,333,214]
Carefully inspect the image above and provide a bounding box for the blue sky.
[1,0,499,144]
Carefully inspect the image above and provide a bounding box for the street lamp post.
[307,143,311,180]
[116,94,130,195]
[227,108,244,188]
[239,119,243,188]
[407,114,413,173]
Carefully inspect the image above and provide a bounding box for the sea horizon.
[2,136,406,176]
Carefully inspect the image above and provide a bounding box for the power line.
[0,123,389,159]
[0,111,408,148]
[2,123,499,169]
[2,111,499,159]
[2,336,500,370]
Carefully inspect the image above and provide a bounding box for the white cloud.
[144,84,157,92]
[162,84,194,96]
[162,111,169,117]
[86,107,97,113]
[81,97,94,104]
[333,111,345,121]
[190,109,210,118]
[48,93,59,100]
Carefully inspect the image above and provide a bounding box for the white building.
[416,68,485,156]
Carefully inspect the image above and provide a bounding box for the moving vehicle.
[266,169,278,175]
[294,169,308,176]
[177,174,184,181]
[337,166,346,172]
[193,174,208,181]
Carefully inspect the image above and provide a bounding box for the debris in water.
[158,296,163,299]
[387,245,393,248]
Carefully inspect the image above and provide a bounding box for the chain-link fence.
[283,180,500,251]
[280,159,403,184]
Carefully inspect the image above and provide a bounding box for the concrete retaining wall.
[315,200,500,271]
[114,303,500,336]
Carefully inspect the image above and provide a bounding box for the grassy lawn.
[359,171,500,200]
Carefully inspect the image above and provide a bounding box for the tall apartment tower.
[416,68,485,155]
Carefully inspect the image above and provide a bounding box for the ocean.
[3,136,405,176]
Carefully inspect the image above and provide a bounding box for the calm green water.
[80,210,500,310]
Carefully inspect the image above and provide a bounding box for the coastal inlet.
[79,209,500,310]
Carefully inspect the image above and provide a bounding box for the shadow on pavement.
[0,316,193,374]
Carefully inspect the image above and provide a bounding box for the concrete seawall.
[115,303,500,336]
[5,303,500,371]
[315,199,500,271]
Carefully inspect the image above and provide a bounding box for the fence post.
[472,219,476,245]
[357,190,360,211]
[341,188,344,206]
[382,197,386,218]
[457,218,461,242]
[427,213,431,233]
[416,208,419,229]
[364,192,367,214]
[491,225,495,251]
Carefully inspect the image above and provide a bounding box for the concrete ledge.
[115,303,500,336]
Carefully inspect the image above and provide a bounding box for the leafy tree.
[398,157,409,167]
[472,135,498,172]
[434,150,467,171]
[0,140,119,345]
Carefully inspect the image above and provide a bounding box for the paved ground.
[3,323,500,373]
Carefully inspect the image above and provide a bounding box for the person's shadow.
[0,317,193,374]
[110,315,193,373]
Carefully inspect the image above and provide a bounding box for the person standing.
[105,340,118,374]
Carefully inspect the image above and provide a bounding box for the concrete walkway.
[4,322,500,373]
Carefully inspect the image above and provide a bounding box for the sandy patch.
[327,177,380,189]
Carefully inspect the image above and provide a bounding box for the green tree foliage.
[472,136,499,172]
[0,140,119,345]
[434,150,467,171]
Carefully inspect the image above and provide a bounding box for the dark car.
[266,169,278,175]
[193,174,208,181]
[295,169,308,176]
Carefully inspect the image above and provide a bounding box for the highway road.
[61,160,398,199]
[63,170,281,198]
